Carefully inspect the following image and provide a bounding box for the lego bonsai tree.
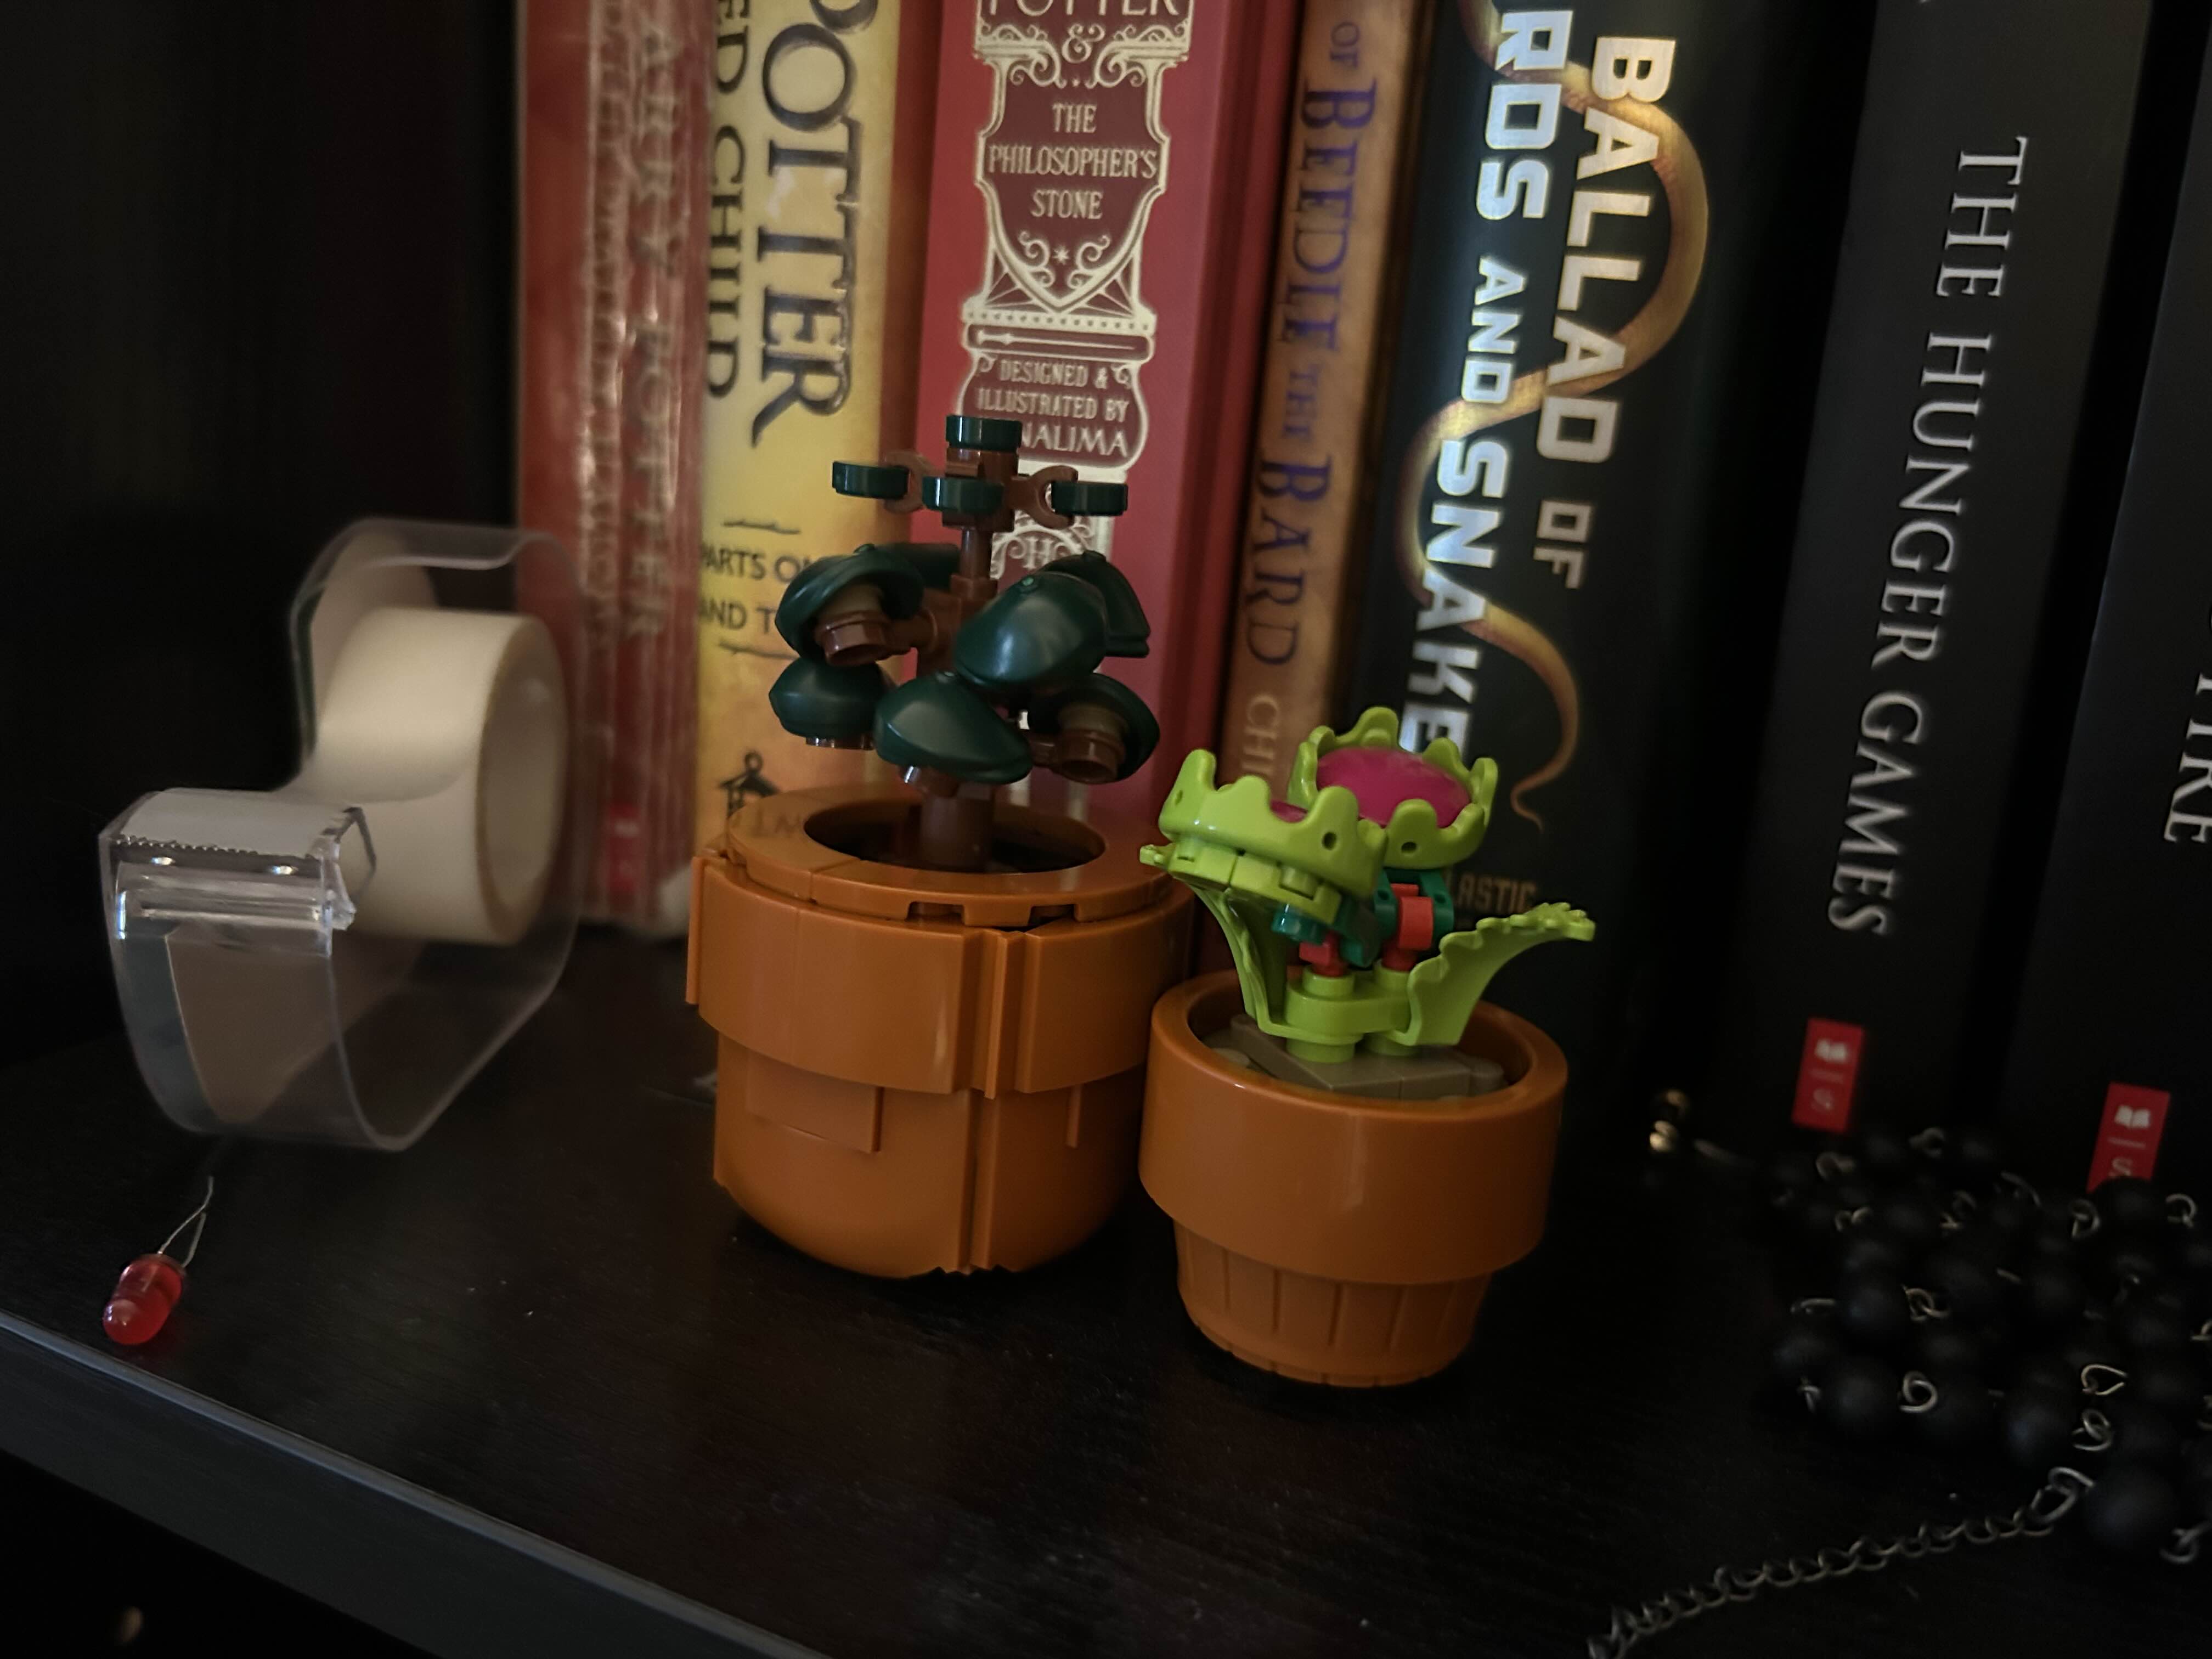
[1142,708,1594,1092]
[766,414,1158,870]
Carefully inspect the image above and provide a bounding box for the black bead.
[2058,1325,2126,1381]
[1765,1148,1819,1203]
[1839,1229,1912,1278]
[2095,1176,2168,1238]
[1820,1355,1902,1443]
[2025,1222,2080,1267]
[1943,1126,2006,1189]
[2132,1281,2196,1322]
[1912,1370,1995,1452]
[1837,1269,1915,1352]
[1917,1322,1986,1377]
[2113,1300,2193,1355]
[2127,1351,2207,1422]
[1945,1223,2014,1270]
[2016,1260,2086,1332]
[2011,1354,2079,1397]
[1798,1194,1849,1251]
[2104,1243,2164,1291]
[2185,1439,2212,1518]
[2081,1464,2183,1555]
[2105,1401,2185,1467]
[1871,1193,1946,1257]
[1828,1180,1874,1214]
[1768,1312,1843,1391]
[1852,1126,1916,1183]
[1922,1250,2004,1326]
[2001,1384,2080,1471]
[2173,1232,2212,1293]
[1980,1192,2039,1243]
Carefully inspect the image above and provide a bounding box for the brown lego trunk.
[688,785,1190,1277]
[1141,973,1568,1386]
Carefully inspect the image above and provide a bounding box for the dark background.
[1,4,511,1647]
[0,1,515,1071]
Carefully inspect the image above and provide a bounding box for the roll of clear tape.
[100,518,588,1149]
[291,606,567,946]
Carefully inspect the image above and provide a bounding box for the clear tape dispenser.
[99,520,591,1149]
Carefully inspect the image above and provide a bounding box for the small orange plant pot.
[689,785,1189,1277]
[1140,972,1567,1386]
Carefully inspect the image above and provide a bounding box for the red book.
[519,0,707,927]
[912,0,1297,820]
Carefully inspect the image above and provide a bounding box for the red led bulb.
[103,1253,184,1346]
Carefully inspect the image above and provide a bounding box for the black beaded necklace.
[1589,1124,2211,1656]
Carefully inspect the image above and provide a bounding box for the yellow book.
[695,0,938,847]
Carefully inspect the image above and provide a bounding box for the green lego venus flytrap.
[1137,709,1594,1385]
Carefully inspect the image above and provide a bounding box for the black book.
[1347,1,1866,1097]
[1699,0,2159,1153]
[1997,28,2212,1197]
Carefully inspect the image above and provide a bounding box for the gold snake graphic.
[1401,3,1709,826]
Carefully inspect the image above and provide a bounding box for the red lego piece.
[1382,882,1435,971]
[1299,934,1348,977]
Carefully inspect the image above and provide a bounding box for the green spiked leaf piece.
[1150,748,1384,925]
[1046,480,1128,518]
[1287,704,1499,870]
[874,672,1032,785]
[768,658,890,744]
[775,547,927,658]
[945,414,1023,452]
[1035,551,1149,657]
[953,572,1108,697]
[921,475,1006,516]
[1030,673,1160,781]
[831,461,911,499]
[1400,904,1596,1048]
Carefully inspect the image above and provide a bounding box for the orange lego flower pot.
[1140,972,1568,1386]
[689,785,1190,1276]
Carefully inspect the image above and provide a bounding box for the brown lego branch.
[1029,705,1128,786]
[815,600,940,669]
[905,767,997,870]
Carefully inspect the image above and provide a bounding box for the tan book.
[1215,0,1427,796]
[693,0,940,848]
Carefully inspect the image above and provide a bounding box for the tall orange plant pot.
[689,785,1190,1276]
[1141,973,1568,1386]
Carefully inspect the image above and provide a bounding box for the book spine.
[1347,1,1858,1080]
[1215,0,1427,799]
[1999,30,2212,1194]
[517,0,616,911]
[910,0,1297,821]
[610,0,707,927]
[692,0,940,849]
[519,0,709,927]
[1703,0,2154,1151]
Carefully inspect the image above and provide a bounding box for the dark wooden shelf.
[0,934,2198,1658]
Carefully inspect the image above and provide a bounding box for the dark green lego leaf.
[768,657,890,743]
[953,572,1108,697]
[883,541,961,590]
[1035,550,1149,657]
[873,672,1032,785]
[921,474,1006,517]
[1029,672,1160,782]
[1046,479,1128,518]
[945,414,1023,453]
[774,546,927,657]
[831,461,911,499]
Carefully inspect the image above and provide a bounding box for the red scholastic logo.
[1792,1018,1865,1132]
[2086,1083,2171,1189]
